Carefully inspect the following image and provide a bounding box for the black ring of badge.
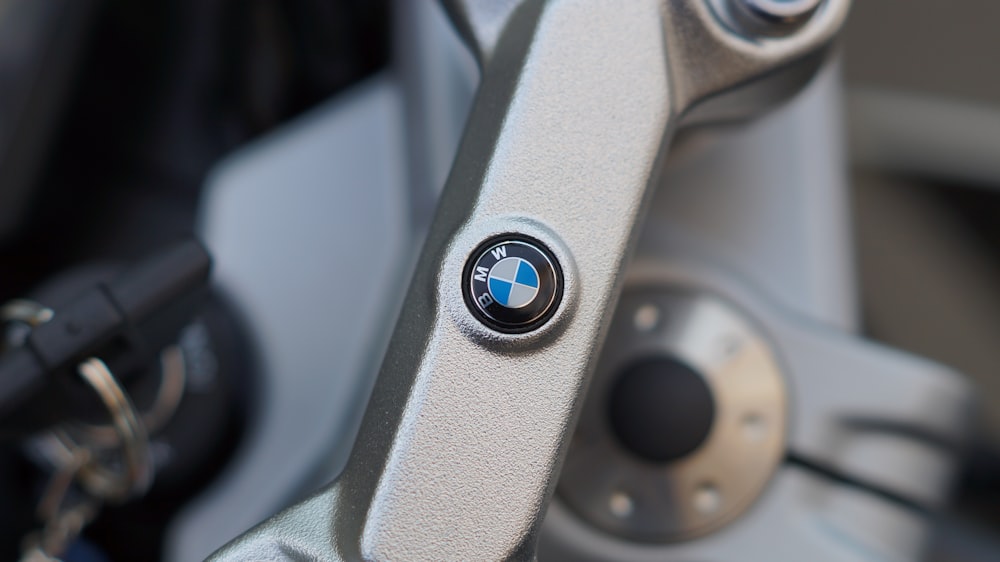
[463,234,564,334]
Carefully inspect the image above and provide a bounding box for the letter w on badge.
[491,246,507,260]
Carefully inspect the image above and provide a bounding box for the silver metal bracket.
[210,0,849,560]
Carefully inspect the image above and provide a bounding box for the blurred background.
[0,1,391,559]
[844,2,1000,558]
[0,0,999,560]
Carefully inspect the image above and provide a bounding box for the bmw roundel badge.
[464,235,563,333]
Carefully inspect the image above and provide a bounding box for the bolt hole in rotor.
[632,304,660,332]
[693,483,723,515]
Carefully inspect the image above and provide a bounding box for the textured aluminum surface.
[558,287,787,542]
[211,0,849,560]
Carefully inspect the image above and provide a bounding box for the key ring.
[3,298,169,500]
[19,357,153,561]
[36,357,154,502]
[30,358,153,503]
[77,344,187,447]
[4,300,154,558]
[2,298,188,441]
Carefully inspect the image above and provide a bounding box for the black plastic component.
[0,238,211,433]
[608,356,715,464]
[108,240,211,322]
[28,286,124,372]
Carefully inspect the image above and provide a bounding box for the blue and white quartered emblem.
[487,257,539,308]
[465,235,562,333]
